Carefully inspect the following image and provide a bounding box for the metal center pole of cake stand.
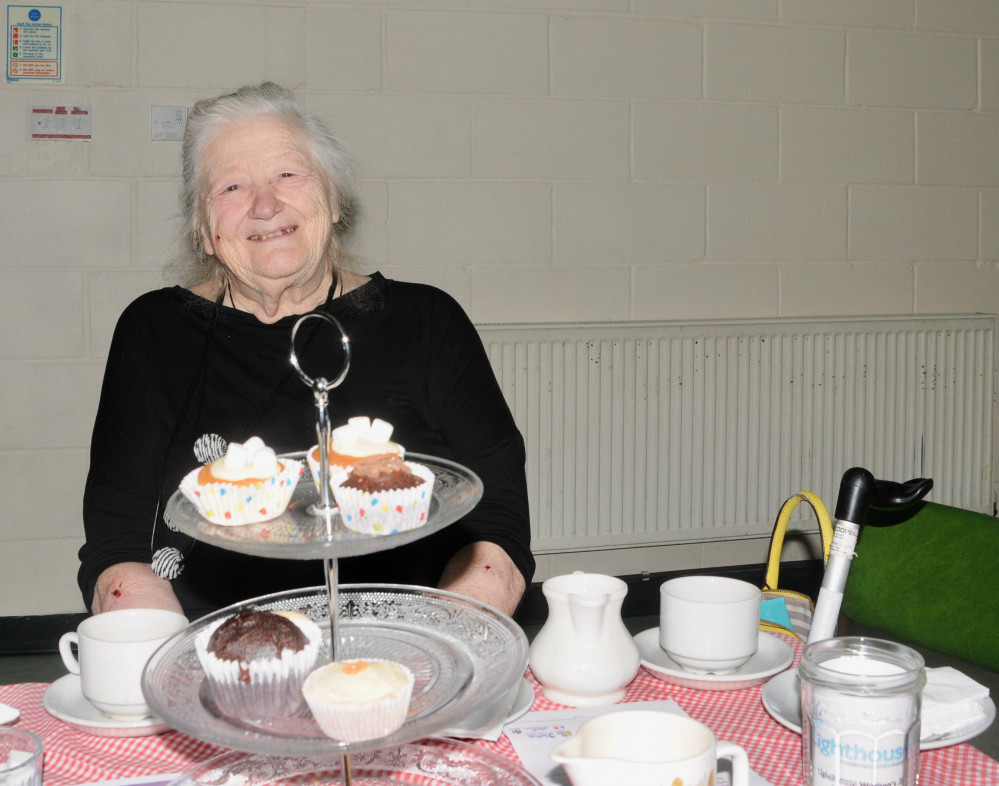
[291,313,353,786]
[289,312,351,654]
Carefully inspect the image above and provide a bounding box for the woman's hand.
[92,562,184,615]
[437,542,526,617]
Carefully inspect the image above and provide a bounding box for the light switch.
[151,105,187,141]
[31,106,92,140]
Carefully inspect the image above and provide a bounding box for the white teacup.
[59,608,188,719]
[660,575,761,674]
[551,709,749,786]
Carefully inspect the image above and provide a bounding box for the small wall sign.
[7,5,62,82]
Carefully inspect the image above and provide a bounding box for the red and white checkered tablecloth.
[479,633,999,786]
[2,635,997,786]
[476,634,999,786]
[0,682,223,785]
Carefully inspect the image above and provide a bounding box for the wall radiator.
[478,315,997,554]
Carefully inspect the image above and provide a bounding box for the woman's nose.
[249,183,281,219]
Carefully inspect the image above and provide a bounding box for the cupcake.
[180,436,301,525]
[196,609,321,719]
[332,455,434,535]
[303,658,414,742]
[307,417,404,492]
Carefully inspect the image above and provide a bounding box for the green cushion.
[842,501,999,672]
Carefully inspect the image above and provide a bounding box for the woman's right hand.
[92,562,184,615]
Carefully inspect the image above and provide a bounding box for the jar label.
[804,692,920,786]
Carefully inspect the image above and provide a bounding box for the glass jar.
[800,636,925,786]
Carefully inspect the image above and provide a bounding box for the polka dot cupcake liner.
[180,459,302,526]
[332,461,435,536]
[305,445,351,498]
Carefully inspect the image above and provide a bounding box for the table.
[2,633,996,786]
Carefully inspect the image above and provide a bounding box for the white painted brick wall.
[2,0,998,613]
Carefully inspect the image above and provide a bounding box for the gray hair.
[178,82,356,289]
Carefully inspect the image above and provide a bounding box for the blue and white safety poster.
[7,5,62,82]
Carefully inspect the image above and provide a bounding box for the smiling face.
[199,114,337,296]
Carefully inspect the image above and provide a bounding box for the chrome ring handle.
[289,311,351,392]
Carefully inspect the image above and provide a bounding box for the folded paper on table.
[921,666,991,738]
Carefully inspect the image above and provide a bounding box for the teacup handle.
[58,632,81,675]
[718,740,750,786]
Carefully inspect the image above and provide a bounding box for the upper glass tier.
[165,452,483,560]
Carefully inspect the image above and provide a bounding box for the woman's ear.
[200,226,216,257]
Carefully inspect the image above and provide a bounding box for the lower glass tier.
[143,585,529,756]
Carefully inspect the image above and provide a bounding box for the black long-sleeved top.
[79,273,533,620]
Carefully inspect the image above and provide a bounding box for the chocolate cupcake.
[332,455,434,535]
[196,609,321,719]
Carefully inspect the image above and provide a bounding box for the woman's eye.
[276,171,310,185]
[210,183,241,198]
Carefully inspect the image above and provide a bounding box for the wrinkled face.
[199,115,336,291]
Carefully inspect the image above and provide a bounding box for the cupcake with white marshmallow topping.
[180,436,301,525]
[307,416,404,492]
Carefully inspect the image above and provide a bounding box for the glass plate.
[168,740,542,785]
[164,453,483,559]
[143,585,529,756]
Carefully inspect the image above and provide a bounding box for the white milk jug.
[529,571,640,706]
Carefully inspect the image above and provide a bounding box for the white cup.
[59,608,188,719]
[551,709,749,786]
[659,575,761,674]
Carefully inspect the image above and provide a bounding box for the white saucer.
[762,669,997,750]
[441,677,535,739]
[506,677,535,724]
[0,701,19,725]
[42,674,171,738]
[634,628,794,691]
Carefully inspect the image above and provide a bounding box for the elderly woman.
[78,82,533,620]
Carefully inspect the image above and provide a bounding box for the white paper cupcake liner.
[180,458,302,526]
[303,660,415,742]
[332,462,435,535]
[306,446,351,496]
[195,613,321,719]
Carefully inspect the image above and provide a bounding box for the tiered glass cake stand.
[141,314,536,786]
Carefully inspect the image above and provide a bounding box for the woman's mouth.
[248,225,298,241]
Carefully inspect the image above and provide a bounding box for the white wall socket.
[151,105,188,141]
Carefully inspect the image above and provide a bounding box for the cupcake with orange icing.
[180,436,301,525]
[307,416,404,493]
[303,658,414,741]
[332,454,434,535]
